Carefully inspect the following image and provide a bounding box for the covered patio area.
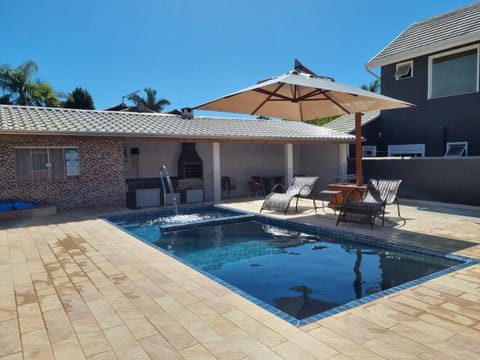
[1,199,480,359]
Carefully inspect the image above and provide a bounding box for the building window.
[395,61,413,80]
[388,144,425,157]
[428,45,479,99]
[445,141,468,157]
[15,147,79,182]
[362,145,377,157]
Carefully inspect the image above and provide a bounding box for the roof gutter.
[364,63,380,80]
[0,130,355,144]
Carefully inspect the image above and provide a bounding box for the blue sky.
[3,0,475,116]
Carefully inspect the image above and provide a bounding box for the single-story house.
[0,105,355,209]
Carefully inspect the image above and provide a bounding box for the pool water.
[156,221,456,320]
[111,207,245,243]
[111,210,465,323]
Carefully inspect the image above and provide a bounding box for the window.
[428,45,479,99]
[395,61,413,80]
[362,145,377,157]
[445,141,468,157]
[388,144,425,157]
[15,147,79,182]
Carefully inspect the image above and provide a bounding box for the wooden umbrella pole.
[355,112,363,186]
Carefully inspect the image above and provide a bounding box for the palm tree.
[29,82,61,107]
[0,60,61,106]
[0,61,38,105]
[361,79,380,93]
[127,87,170,112]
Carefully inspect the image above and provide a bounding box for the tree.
[361,79,380,93]
[307,115,339,126]
[29,82,61,107]
[0,60,61,106]
[127,87,170,112]
[64,87,95,109]
[0,94,10,104]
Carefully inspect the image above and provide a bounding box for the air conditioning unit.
[186,189,203,203]
[136,189,160,208]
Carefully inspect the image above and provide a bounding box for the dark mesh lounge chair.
[260,176,318,214]
[336,179,403,229]
[369,179,403,221]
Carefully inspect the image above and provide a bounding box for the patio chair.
[248,180,266,197]
[260,176,318,214]
[221,176,237,198]
[336,179,403,229]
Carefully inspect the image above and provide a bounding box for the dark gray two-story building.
[364,2,480,158]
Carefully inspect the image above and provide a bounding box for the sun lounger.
[336,179,403,228]
[260,176,318,214]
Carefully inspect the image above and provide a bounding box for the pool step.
[161,214,255,233]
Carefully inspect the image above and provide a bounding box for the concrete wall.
[197,142,214,201]
[218,143,285,197]
[124,141,180,178]
[299,143,342,192]
[361,157,480,206]
[0,135,125,209]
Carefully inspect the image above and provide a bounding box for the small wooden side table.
[327,184,366,210]
[317,190,342,213]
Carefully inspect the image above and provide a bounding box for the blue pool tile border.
[103,204,479,327]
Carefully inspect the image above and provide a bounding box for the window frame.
[395,60,413,80]
[362,145,377,157]
[428,44,479,99]
[387,144,425,158]
[444,141,468,157]
[14,146,79,183]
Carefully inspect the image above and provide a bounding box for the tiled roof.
[0,105,355,143]
[368,2,480,67]
[322,110,380,134]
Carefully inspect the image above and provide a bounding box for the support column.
[338,143,348,180]
[212,142,221,202]
[284,143,293,185]
[355,112,363,186]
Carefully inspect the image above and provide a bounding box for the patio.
[1,199,480,359]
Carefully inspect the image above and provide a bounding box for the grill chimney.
[181,107,194,119]
[177,143,203,178]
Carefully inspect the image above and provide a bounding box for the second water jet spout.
[160,165,179,215]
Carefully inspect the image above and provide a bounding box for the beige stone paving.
[0,198,479,359]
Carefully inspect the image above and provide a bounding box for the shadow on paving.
[281,207,479,256]
[0,205,131,229]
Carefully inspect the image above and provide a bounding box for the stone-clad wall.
[0,135,126,209]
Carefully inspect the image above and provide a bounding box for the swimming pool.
[107,205,476,326]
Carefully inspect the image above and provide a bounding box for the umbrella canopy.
[195,68,413,185]
[196,71,412,120]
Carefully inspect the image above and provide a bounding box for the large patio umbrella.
[195,66,413,185]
